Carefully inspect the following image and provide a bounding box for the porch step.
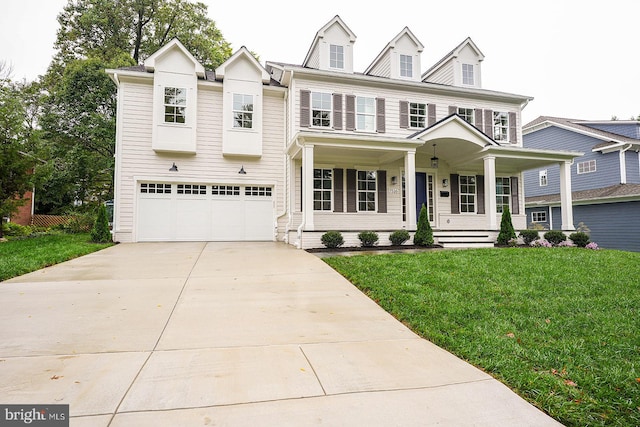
[435,231,497,249]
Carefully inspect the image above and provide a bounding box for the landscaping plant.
[413,204,433,246]
[91,204,112,243]
[496,206,516,245]
[320,231,344,248]
[357,231,379,247]
[569,231,590,247]
[544,230,567,246]
[389,230,410,246]
[519,229,540,245]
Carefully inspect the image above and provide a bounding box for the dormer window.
[164,87,186,124]
[233,94,254,129]
[462,63,474,85]
[400,54,413,78]
[330,44,344,69]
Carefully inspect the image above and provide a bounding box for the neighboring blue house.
[523,117,640,251]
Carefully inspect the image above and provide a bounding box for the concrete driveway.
[0,242,561,426]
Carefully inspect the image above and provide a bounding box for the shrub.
[91,204,112,243]
[63,212,94,234]
[519,229,540,245]
[569,232,590,248]
[508,238,519,247]
[413,204,434,246]
[586,242,600,250]
[544,230,566,246]
[321,231,344,248]
[557,240,575,247]
[358,231,379,247]
[2,222,32,237]
[497,206,517,245]
[389,230,410,246]
[531,239,552,247]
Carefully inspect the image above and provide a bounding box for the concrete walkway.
[0,242,562,426]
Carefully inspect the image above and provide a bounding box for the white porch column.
[483,156,497,230]
[405,150,417,229]
[302,144,315,230]
[559,160,575,230]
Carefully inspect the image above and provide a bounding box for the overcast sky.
[2,0,638,124]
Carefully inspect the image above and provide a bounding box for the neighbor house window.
[493,111,509,142]
[457,107,474,125]
[233,94,253,128]
[357,170,376,211]
[330,44,344,69]
[311,92,331,127]
[410,102,426,128]
[539,169,548,186]
[577,159,596,174]
[164,87,186,123]
[496,177,511,213]
[313,168,332,211]
[462,64,474,85]
[532,211,547,223]
[459,175,476,213]
[356,96,376,131]
[400,54,412,77]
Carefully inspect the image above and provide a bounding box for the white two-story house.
[107,15,581,248]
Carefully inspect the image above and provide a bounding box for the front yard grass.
[0,233,113,281]
[324,248,639,426]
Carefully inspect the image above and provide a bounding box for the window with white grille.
[245,186,272,196]
[140,183,171,194]
[177,184,206,195]
[211,185,240,196]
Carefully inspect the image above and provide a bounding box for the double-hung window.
[400,54,412,77]
[356,97,375,131]
[164,87,186,124]
[457,107,474,125]
[233,94,253,128]
[462,64,474,85]
[495,177,511,213]
[330,44,344,69]
[410,102,426,128]
[577,160,596,174]
[357,170,376,211]
[459,175,476,213]
[313,168,332,211]
[311,92,331,128]
[493,111,509,142]
[539,170,548,186]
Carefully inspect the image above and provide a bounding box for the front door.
[415,173,435,224]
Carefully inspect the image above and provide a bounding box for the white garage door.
[137,183,273,242]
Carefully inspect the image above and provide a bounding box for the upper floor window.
[539,169,548,186]
[357,170,376,211]
[410,102,426,128]
[459,175,476,213]
[577,160,596,174]
[493,111,509,142]
[462,64,474,85]
[457,107,474,125]
[330,44,344,69]
[314,168,332,211]
[311,92,332,128]
[233,94,253,129]
[164,87,186,124]
[496,177,511,213]
[400,54,413,78]
[356,96,376,132]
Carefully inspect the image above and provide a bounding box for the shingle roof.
[526,183,640,204]
[523,116,639,148]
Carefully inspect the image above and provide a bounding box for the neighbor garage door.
[137,182,273,242]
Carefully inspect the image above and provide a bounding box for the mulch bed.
[306,244,443,253]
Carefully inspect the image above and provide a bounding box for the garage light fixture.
[238,165,247,175]
[169,162,178,172]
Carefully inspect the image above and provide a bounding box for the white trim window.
[532,211,547,223]
[462,64,474,85]
[410,102,426,128]
[233,94,253,128]
[459,175,476,213]
[357,170,376,211]
[577,159,596,174]
[330,44,344,69]
[496,177,511,213]
[164,87,186,124]
[356,96,376,131]
[493,111,509,142]
[400,54,413,78]
[311,92,331,128]
[313,168,332,211]
[457,107,474,125]
[539,169,548,186]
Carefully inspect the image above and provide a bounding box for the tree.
[497,206,517,245]
[413,204,434,246]
[91,203,112,243]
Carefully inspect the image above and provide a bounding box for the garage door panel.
[138,197,173,241]
[175,198,212,241]
[244,200,274,240]
[212,200,245,241]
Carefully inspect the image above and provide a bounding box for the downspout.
[112,73,121,240]
[276,88,289,242]
[619,144,633,184]
[295,136,305,249]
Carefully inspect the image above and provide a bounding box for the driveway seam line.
[298,346,327,396]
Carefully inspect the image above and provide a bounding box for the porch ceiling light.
[169,162,178,172]
[430,144,439,168]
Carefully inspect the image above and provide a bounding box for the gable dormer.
[422,37,484,88]
[215,46,270,157]
[302,15,356,73]
[145,38,205,153]
[364,27,423,81]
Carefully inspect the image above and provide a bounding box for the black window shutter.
[377,170,387,213]
[474,109,483,131]
[476,175,485,214]
[449,105,457,116]
[345,95,355,131]
[300,90,310,127]
[510,176,520,214]
[509,112,517,144]
[333,93,343,130]
[428,104,436,126]
[333,168,344,212]
[399,101,409,128]
[484,109,493,138]
[346,169,357,212]
[376,98,385,133]
[450,174,460,214]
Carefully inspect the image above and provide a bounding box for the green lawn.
[0,233,113,282]
[324,248,640,426]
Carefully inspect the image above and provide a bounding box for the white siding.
[424,58,454,85]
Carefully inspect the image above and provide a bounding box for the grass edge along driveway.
[324,248,639,427]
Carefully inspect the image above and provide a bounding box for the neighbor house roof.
[526,183,640,205]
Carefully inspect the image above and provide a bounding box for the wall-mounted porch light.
[391,176,398,186]
[442,178,449,188]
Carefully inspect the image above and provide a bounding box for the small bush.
[358,231,379,247]
[321,231,344,248]
[2,222,32,237]
[544,230,566,246]
[413,204,434,246]
[519,229,540,245]
[586,242,600,250]
[497,206,517,245]
[557,240,575,247]
[389,230,410,246]
[63,212,94,234]
[91,205,112,243]
[569,232,590,248]
[531,239,552,247]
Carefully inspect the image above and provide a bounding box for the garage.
[136,182,274,242]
